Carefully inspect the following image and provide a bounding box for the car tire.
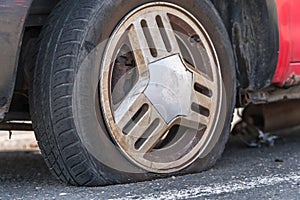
[30,0,236,186]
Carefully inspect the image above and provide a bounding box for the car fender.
[0,0,33,120]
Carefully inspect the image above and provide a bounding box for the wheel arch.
[211,0,279,105]
[1,0,280,119]
[0,0,33,120]
[0,0,59,121]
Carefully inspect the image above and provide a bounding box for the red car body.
[274,0,300,86]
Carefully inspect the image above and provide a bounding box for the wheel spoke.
[173,62,214,129]
[145,13,181,58]
[137,119,168,153]
[128,13,182,66]
[158,13,181,54]
[188,63,214,109]
[128,23,150,78]
[125,108,158,141]
[114,89,169,153]
[176,112,209,130]
[193,71,214,90]
[185,62,214,90]
[114,83,148,129]
[145,16,168,58]
[192,89,212,109]
[125,107,168,152]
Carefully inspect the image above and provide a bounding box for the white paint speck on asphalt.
[112,172,300,200]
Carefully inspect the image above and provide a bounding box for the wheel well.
[8,0,59,121]
[14,0,279,118]
[211,0,279,105]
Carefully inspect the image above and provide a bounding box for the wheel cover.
[100,2,224,173]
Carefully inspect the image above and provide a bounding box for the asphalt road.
[0,127,299,200]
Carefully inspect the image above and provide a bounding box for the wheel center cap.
[144,55,193,123]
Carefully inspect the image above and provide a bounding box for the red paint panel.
[273,0,291,85]
[290,1,300,62]
[273,0,300,86]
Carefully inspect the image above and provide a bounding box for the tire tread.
[30,0,105,186]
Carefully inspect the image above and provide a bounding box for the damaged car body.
[0,0,299,186]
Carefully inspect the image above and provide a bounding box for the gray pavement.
[0,127,299,200]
